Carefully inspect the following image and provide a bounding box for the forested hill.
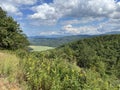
[28,34,120,89]
[55,34,120,78]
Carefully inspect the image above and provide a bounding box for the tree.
[0,7,29,50]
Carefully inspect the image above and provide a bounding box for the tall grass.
[0,52,19,81]
[0,51,28,90]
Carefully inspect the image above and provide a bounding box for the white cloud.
[64,0,119,18]
[61,19,81,25]
[29,3,57,20]
[28,0,120,25]
[29,19,57,26]
[78,26,101,35]
[88,0,116,15]
[28,3,62,26]
[62,24,101,35]
[13,0,37,5]
[0,3,22,15]
[28,0,80,24]
[99,19,120,33]
[62,24,80,34]
[39,31,59,36]
[1,0,120,35]
[60,17,105,25]
[109,11,120,19]
[0,0,37,15]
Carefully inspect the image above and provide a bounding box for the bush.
[22,55,85,90]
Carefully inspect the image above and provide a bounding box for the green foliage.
[0,7,29,50]
[21,33,120,89]
[1,34,120,90]
[59,34,120,78]
[22,54,85,90]
[37,34,120,89]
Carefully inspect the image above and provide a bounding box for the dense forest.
[0,7,120,90]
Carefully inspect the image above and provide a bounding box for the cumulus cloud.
[13,0,37,5]
[39,31,59,36]
[99,19,120,33]
[61,19,82,25]
[1,0,120,35]
[29,0,120,24]
[62,24,101,35]
[0,2,22,15]
[62,24,80,34]
[60,17,105,25]
[29,3,57,20]
[20,0,120,36]
[29,19,57,26]
[0,0,37,15]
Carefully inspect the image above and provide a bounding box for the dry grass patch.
[0,78,21,90]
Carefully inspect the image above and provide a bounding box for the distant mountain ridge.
[105,31,120,34]
[28,31,120,47]
[28,35,95,47]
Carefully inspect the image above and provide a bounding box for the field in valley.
[29,45,54,51]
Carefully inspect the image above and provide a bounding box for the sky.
[0,0,120,36]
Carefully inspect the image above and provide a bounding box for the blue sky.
[0,0,120,36]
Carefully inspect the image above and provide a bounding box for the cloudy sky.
[0,0,120,36]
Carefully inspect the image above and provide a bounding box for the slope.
[0,51,26,90]
[29,34,120,89]
[56,34,120,78]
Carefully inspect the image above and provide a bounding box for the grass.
[0,52,19,80]
[29,45,54,51]
[0,51,28,90]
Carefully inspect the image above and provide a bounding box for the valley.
[29,45,54,51]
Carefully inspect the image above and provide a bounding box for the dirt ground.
[0,78,21,90]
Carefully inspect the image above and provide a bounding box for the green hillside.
[25,34,120,90]
[57,34,120,78]
[1,34,120,90]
